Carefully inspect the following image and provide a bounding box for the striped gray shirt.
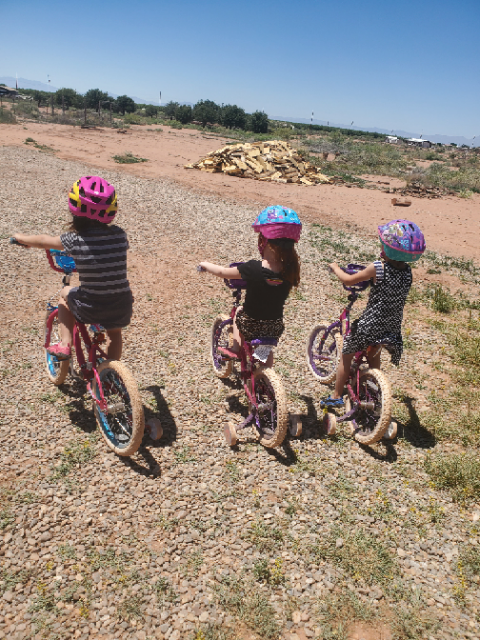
[60,226,131,296]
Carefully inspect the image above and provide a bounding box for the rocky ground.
[1,145,480,640]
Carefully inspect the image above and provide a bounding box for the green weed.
[243,519,284,551]
[113,152,148,164]
[312,525,396,584]
[425,452,480,502]
[214,574,281,640]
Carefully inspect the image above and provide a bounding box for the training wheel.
[224,422,238,447]
[145,418,163,441]
[289,414,302,438]
[323,412,337,436]
[383,420,397,440]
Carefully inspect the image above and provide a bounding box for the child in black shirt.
[199,206,302,367]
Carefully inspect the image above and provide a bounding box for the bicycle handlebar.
[341,263,371,292]
[9,237,27,247]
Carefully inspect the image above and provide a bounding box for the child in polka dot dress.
[321,219,426,408]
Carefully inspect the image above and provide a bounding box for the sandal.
[320,395,344,408]
[46,342,71,361]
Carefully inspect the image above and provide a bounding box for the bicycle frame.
[221,277,277,434]
[43,250,109,412]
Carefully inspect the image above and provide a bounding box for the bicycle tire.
[353,368,392,445]
[211,314,233,379]
[44,311,69,386]
[306,323,343,384]
[254,368,288,449]
[93,360,145,457]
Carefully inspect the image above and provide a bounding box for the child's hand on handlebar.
[10,235,29,248]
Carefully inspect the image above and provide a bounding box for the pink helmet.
[69,176,118,223]
[252,205,302,242]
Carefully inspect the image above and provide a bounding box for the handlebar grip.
[9,237,27,247]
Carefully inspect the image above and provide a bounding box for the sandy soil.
[1,121,479,262]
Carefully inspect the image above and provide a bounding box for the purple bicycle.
[306,264,395,445]
[208,264,289,449]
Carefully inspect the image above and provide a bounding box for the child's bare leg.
[333,352,355,399]
[232,307,244,354]
[106,329,122,361]
[367,347,382,370]
[57,287,75,349]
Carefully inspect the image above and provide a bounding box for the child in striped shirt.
[13,176,133,361]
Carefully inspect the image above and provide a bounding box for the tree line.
[16,87,269,132]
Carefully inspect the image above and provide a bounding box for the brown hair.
[67,216,111,233]
[264,235,301,288]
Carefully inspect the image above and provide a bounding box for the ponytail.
[267,237,301,288]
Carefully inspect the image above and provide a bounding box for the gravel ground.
[0,145,479,640]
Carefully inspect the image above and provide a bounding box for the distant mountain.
[271,115,479,147]
[0,76,57,92]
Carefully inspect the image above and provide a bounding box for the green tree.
[84,88,110,111]
[164,101,180,119]
[115,95,136,115]
[193,100,220,127]
[176,105,193,124]
[32,90,50,108]
[250,110,269,134]
[222,104,247,130]
[145,104,158,117]
[55,88,81,109]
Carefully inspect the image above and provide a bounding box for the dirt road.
[1,121,479,262]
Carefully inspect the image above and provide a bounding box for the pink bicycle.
[306,264,395,445]
[206,263,289,449]
[11,240,146,456]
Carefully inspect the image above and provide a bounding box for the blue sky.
[1,0,479,138]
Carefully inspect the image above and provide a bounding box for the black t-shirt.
[237,260,291,321]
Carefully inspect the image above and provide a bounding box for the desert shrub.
[0,108,16,124]
[144,104,158,118]
[113,152,147,164]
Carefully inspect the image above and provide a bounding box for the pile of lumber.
[185,140,331,185]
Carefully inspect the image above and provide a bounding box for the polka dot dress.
[342,260,412,366]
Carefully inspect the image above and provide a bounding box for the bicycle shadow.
[60,380,177,478]
[392,394,436,449]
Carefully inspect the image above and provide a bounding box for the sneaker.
[320,395,344,408]
[46,342,71,361]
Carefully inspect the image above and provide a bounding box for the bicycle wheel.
[44,310,69,386]
[254,368,288,449]
[306,323,343,384]
[93,360,145,456]
[211,314,233,379]
[352,368,392,445]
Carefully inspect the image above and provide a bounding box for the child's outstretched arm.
[13,233,64,250]
[329,262,376,285]
[199,262,241,279]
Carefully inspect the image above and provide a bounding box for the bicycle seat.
[224,262,247,290]
[342,263,370,292]
[250,337,279,347]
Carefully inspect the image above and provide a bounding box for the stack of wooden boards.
[185,140,331,185]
